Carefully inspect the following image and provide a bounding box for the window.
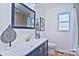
[58,12,70,31]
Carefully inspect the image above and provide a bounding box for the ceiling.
[35,3,73,9]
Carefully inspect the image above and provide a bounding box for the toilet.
[48,43,56,54]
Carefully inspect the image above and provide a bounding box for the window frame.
[57,12,70,32]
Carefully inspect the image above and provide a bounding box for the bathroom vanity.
[27,38,48,56]
[0,38,48,56]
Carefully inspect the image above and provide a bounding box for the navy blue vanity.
[27,40,48,56]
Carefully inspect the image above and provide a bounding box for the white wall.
[35,3,75,50]
[0,3,35,46]
[35,4,47,38]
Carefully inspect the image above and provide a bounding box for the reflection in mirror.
[12,3,35,29]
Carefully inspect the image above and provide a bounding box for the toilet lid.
[48,43,56,48]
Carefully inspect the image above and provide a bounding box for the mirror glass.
[12,3,35,29]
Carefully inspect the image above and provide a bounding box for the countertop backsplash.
[0,29,35,48]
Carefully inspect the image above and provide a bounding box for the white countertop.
[0,38,48,56]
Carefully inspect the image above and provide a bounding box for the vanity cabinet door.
[31,43,45,56]
[38,40,48,56]
[38,44,45,56]
[32,48,39,56]
[26,40,48,56]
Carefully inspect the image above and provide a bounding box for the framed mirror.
[11,3,36,29]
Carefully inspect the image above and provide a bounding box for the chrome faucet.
[25,34,33,42]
